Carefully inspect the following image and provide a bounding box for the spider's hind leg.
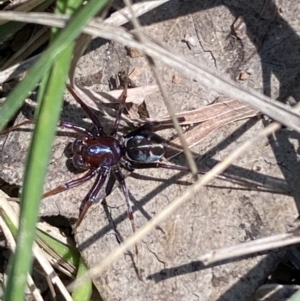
[126,161,277,191]
[112,167,138,255]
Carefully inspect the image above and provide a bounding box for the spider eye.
[72,136,87,153]
[72,154,90,170]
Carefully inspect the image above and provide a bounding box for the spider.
[1,78,266,234]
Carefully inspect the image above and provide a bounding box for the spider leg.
[0,119,94,136]
[43,169,96,198]
[112,167,138,255]
[75,168,109,228]
[125,121,181,139]
[110,79,128,137]
[112,167,135,231]
[58,121,94,136]
[124,117,187,139]
[66,84,105,136]
[126,162,270,190]
[125,122,155,138]
[0,120,35,135]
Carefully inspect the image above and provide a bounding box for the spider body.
[1,82,258,231]
[72,136,123,169]
[71,129,167,172]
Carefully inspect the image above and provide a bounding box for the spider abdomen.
[125,132,166,163]
[72,136,122,169]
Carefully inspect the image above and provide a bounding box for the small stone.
[232,16,247,39]
[182,34,198,48]
[126,47,143,58]
[237,70,250,81]
[172,75,182,84]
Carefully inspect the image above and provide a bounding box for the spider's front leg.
[74,168,110,229]
[42,169,96,198]
[67,84,105,136]
[43,167,109,229]
[0,119,94,137]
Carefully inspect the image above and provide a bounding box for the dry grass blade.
[66,83,139,126]
[148,59,199,178]
[72,84,158,106]
[0,0,48,25]
[0,191,73,301]
[122,0,199,179]
[3,0,31,11]
[0,0,168,83]
[0,12,299,133]
[0,55,40,83]
[70,0,169,76]
[35,238,76,278]
[67,0,166,130]
[1,201,77,278]
[69,34,92,85]
[199,228,300,265]
[0,201,43,301]
[1,4,298,299]
[78,97,258,132]
[160,99,259,125]
[1,27,50,70]
[167,100,260,157]
[104,0,170,26]
[69,120,281,290]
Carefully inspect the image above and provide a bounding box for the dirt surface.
[1,0,300,300]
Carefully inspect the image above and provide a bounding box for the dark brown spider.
[1,79,266,235]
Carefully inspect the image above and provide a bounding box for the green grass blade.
[3,44,74,301]
[37,230,80,267]
[3,0,110,299]
[1,206,80,269]
[72,257,94,301]
[287,290,300,301]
